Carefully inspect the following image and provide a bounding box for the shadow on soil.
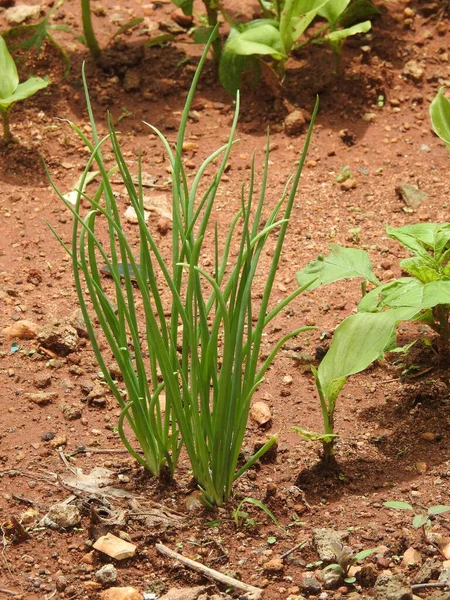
[295,373,450,503]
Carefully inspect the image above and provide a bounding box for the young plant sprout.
[324,542,377,584]
[384,501,450,546]
[295,222,450,462]
[0,35,50,144]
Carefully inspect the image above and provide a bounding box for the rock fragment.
[95,564,118,585]
[38,320,79,356]
[374,572,413,600]
[94,532,136,560]
[284,110,307,136]
[40,503,81,529]
[395,184,428,209]
[401,547,421,567]
[403,59,425,82]
[69,308,89,338]
[159,586,207,600]
[100,588,142,600]
[300,575,321,595]
[5,4,41,24]
[33,374,51,389]
[123,68,141,92]
[3,320,39,339]
[312,528,349,562]
[262,557,284,573]
[250,401,272,426]
[61,402,83,421]
[26,392,58,406]
[170,7,194,28]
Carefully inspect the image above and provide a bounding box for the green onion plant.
[49,30,317,506]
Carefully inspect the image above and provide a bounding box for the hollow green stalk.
[81,0,101,60]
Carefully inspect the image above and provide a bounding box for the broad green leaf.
[399,257,440,283]
[353,548,378,561]
[296,244,380,290]
[383,501,414,511]
[0,35,19,100]
[225,21,285,59]
[360,277,450,312]
[384,279,450,309]
[327,376,347,405]
[219,50,261,96]
[0,76,50,109]
[171,0,193,15]
[281,0,330,54]
[192,26,215,45]
[412,514,429,528]
[430,87,450,149]
[344,577,357,584]
[292,426,339,442]
[428,505,450,515]
[318,307,418,399]
[323,564,344,573]
[386,223,450,259]
[318,0,350,26]
[338,0,380,28]
[323,20,371,46]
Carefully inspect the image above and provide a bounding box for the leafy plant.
[294,223,450,460]
[384,501,450,544]
[49,31,317,506]
[313,0,377,73]
[324,542,377,584]
[0,35,50,144]
[219,0,378,95]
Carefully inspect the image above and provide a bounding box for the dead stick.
[0,589,19,596]
[411,583,449,591]
[281,540,307,560]
[156,543,263,599]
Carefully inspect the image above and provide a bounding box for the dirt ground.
[2,0,450,599]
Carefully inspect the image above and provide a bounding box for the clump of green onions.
[49,31,317,506]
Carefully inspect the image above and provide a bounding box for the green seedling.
[295,222,450,461]
[324,541,378,584]
[232,497,282,529]
[384,501,450,545]
[0,35,50,144]
[292,365,340,463]
[50,29,317,506]
[3,0,71,77]
[335,165,352,182]
[314,0,376,74]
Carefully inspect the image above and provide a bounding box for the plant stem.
[433,305,450,361]
[204,0,221,61]
[2,110,12,144]
[322,410,335,463]
[81,0,101,61]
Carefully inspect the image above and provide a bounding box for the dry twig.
[156,543,263,599]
